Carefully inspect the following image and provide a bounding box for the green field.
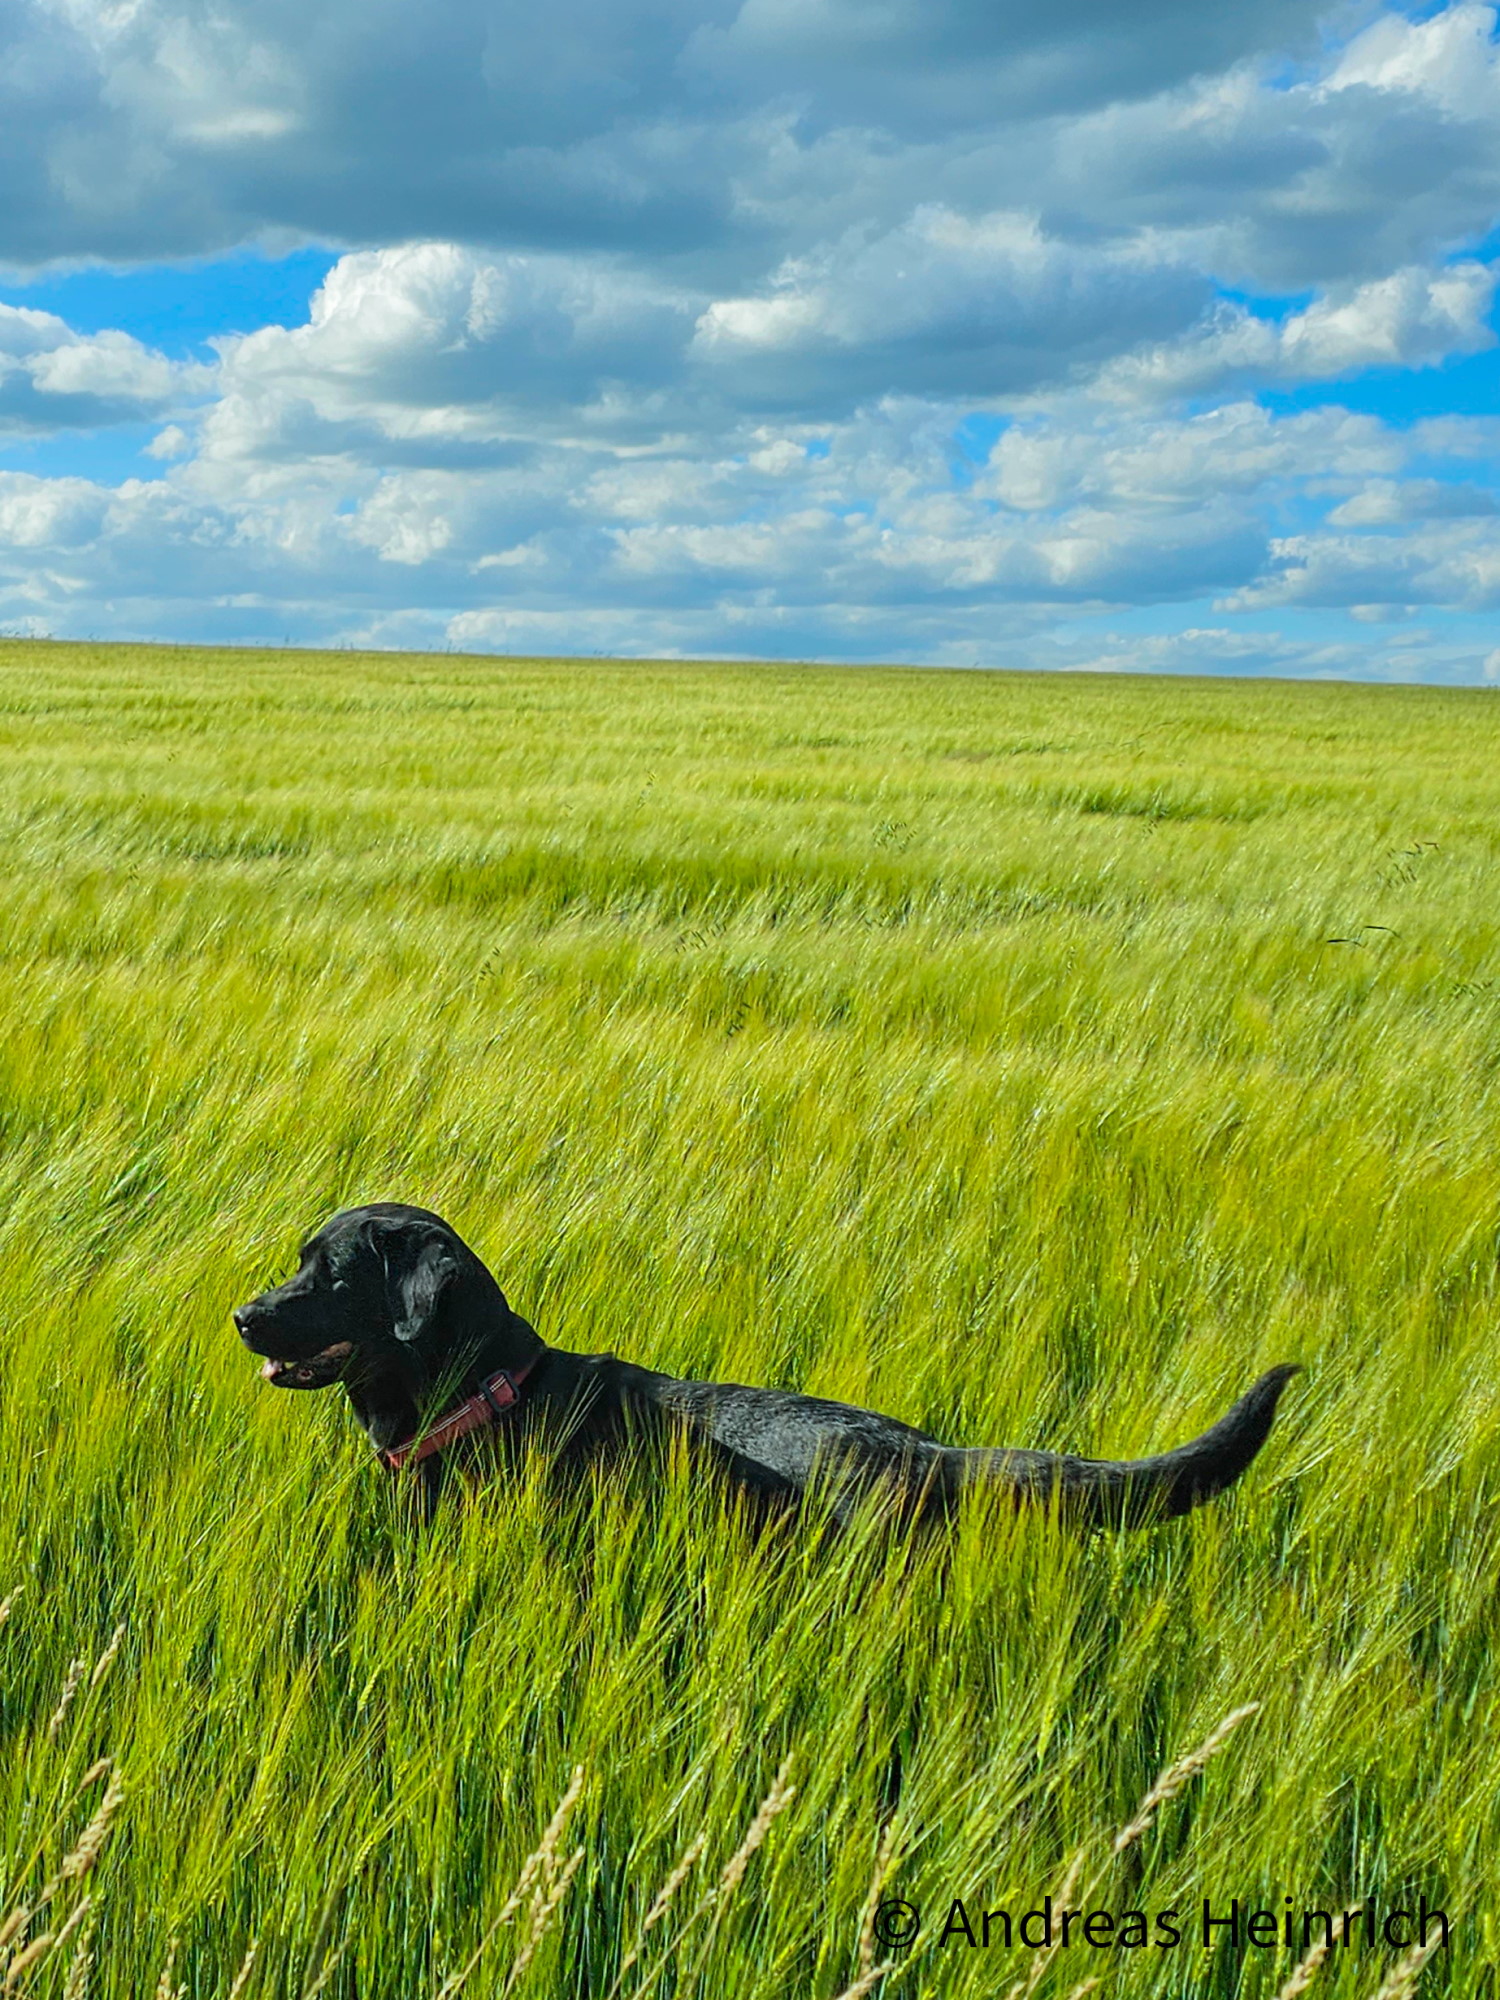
[0,639,1495,1998]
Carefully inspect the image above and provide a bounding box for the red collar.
[380,1357,540,1472]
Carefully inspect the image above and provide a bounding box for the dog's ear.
[371,1224,464,1346]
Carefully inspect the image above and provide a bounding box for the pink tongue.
[261,1359,289,1381]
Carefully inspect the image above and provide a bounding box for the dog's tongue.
[260,1342,354,1387]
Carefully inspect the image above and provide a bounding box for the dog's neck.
[343,1306,547,1457]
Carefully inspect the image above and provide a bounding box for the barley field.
[0,638,1495,1999]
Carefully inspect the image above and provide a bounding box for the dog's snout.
[233,1301,262,1339]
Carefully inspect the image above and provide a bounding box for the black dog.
[234,1202,1298,1529]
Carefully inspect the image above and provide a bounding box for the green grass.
[0,638,1496,1998]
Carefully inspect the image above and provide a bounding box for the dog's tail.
[972,1365,1301,1528]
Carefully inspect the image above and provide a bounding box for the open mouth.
[260,1341,355,1389]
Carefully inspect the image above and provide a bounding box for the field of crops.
[0,639,1495,1998]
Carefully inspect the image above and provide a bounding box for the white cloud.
[1222,518,1500,611]
[1328,478,1499,525]
[0,470,109,545]
[692,208,1209,406]
[1325,1,1500,118]
[0,302,202,431]
[144,422,189,458]
[344,475,455,564]
[983,401,1400,511]
[1097,263,1496,401]
[1030,8,1500,291]
[1,0,1500,680]
[195,243,697,472]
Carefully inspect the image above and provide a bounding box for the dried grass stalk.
[48,1904,92,1961]
[1113,1704,1261,1853]
[0,1913,31,1959]
[224,1938,260,2000]
[300,1941,348,2000]
[711,1758,797,1903]
[855,1825,897,1983]
[2,1934,55,1991]
[88,1626,125,1693]
[494,1766,585,1930]
[1003,1705,1260,2000]
[1275,1907,1362,1999]
[153,1935,184,2000]
[435,1767,588,2000]
[610,1833,708,1993]
[46,1661,85,1743]
[60,1907,98,2000]
[503,1846,584,1995]
[55,1767,126,1889]
[1365,1930,1448,2000]
[831,1961,898,2000]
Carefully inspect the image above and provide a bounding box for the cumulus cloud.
[0,0,1492,291]
[982,401,1402,511]
[0,469,109,546]
[1097,263,1497,401]
[1325,0,1500,118]
[692,209,1209,409]
[1327,478,1500,524]
[0,365,1488,661]
[0,0,1499,680]
[1022,11,1500,291]
[203,244,697,459]
[1223,517,1500,612]
[0,302,203,431]
[687,0,1329,130]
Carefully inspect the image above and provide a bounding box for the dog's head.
[233,1202,538,1392]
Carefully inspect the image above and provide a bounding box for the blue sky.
[1,0,1499,679]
